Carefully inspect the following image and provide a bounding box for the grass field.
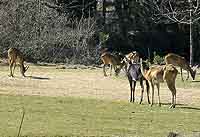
[0,64,200,137]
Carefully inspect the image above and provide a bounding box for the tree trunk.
[102,0,106,26]
[189,9,193,66]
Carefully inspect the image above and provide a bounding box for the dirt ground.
[0,64,200,106]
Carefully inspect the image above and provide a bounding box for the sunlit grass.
[0,95,200,137]
[0,64,200,136]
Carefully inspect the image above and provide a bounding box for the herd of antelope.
[100,49,198,108]
[6,47,198,108]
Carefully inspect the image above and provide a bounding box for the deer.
[124,57,150,104]
[100,51,125,76]
[8,47,29,77]
[164,53,198,81]
[125,51,140,63]
[122,51,140,73]
[140,58,178,108]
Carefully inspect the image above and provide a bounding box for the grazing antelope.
[125,59,150,104]
[8,47,29,77]
[164,53,198,81]
[101,51,125,76]
[140,59,178,108]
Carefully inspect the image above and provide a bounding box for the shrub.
[0,0,98,65]
[152,52,164,65]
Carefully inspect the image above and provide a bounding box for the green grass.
[175,74,200,89]
[0,95,200,137]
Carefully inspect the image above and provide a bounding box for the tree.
[0,0,97,64]
[54,0,97,18]
[148,0,200,65]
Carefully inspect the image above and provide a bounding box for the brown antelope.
[101,51,125,76]
[125,51,140,63]
[121,51,140,73]
[8,47,29,77]
[140,59,178,108]
[164,53,198,81]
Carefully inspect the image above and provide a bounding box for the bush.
[152,52,164,65]
[0,0,99,65]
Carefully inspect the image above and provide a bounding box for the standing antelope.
[101,51,125,76]
[121,51,140,73]
[140,59,178,108]
[125,60,150,104]
[8,47,29,77]
[125,51,140,63]
[164,53,198,81]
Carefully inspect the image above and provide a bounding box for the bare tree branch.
[149,0,200,24]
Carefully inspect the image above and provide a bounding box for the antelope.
[125,51,140,63]
[8,47,29,77]
[101,51,125,76]
[125,58,150,104]
[122,51,140,73]
[164,53,198,81]
[140,58,178,108]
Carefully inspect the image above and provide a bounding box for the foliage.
[99,32,109,43]
[0,0,98,64]
[102,0,200,63]
[55,0,97,18]
[153,51,165,65]
[0,0,200,64]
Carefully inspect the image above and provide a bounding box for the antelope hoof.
[159,103,161,107]
[129,100,134,103]
[150,104,153,107]
[169,104,175,109]
[8,74,14,77]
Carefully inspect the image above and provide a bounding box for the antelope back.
[163,64,178,81]
[101,52,115,65]
[101,52,122,65]
[8,48,24,62]
[165,53,189,69]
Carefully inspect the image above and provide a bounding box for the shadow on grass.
[27,76,50,80]
[161,103,185,106]
[177,106,200,111]
[191,80,200,83]
[161,103,200,111]
[161,103,200,110]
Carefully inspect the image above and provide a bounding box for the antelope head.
[121,56,132,73]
